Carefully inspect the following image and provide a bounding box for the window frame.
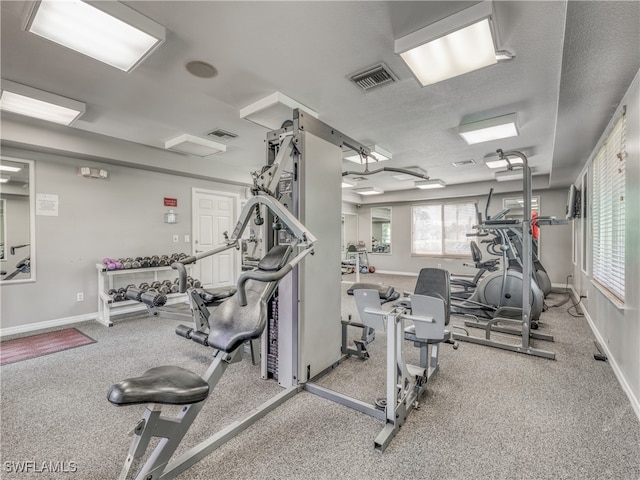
[591,111,626,305]
[411,200,477,258]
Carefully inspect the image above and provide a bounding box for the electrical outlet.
[184,234,190,243]
[172,234,179,243]
[437,263,442,269]
[76,292,84,302]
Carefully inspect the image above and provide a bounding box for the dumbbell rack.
[96,264,191,327]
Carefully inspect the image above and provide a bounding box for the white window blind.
[592,112,626,302]
[412,202,477,256]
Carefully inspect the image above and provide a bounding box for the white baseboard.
[570,285,640,423]
[0,297,187,338]
[0,312,97,338]
[374,270,419,277]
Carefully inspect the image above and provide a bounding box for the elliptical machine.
[451,190,545,326]
[451,150,555,360]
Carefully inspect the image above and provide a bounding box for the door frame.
[191,187,243,285]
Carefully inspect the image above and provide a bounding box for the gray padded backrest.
[414,268,451,326]
[353,289,385,331]
[206,246,291,353]
[410,294,446,340]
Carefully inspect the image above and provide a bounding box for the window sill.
[591,280,625,311]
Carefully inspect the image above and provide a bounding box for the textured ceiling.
[1,1,638,201]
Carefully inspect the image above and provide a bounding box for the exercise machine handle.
[236,247,313,306]
[170,243,238,293]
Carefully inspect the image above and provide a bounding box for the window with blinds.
[412,201,477,256]
[591,112,626,303]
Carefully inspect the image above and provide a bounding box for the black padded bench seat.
[107,366,209,406]
[347,283,400,304]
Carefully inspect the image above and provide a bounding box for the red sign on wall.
[164,197,178,207]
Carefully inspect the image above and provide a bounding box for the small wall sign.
[164,197,178,207]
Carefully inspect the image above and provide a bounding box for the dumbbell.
[158,258,168,266]
[140,290,167,307]
[140,258,151,268]
[139,282,150,291]
[108,289,125,302]
[158,284,171,295]
[124,287,144,302]
[102,258,119,270]
[131,261,142,269]
[150,281,162,290]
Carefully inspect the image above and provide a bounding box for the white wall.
[572,71,640,418]
[348,189,572,284]
[0,147,246,332]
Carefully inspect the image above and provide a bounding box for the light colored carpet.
[1,273,638,479]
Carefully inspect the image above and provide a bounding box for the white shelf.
[95,264,190,326]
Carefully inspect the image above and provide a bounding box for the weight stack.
[267,295,279,380]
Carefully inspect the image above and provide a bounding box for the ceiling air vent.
[452,159,477,167]
[207,128,238,140]
[349,63,397,91]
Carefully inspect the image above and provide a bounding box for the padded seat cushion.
[347,283,400,303]
[107,366,209,406]
[405,326,451,344]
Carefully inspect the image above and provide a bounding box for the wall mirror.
[371,207,391,254]
[0,157,35,284]
[342,213,358,252]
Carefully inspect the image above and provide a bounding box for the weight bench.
[342,283,400,359]
[108,244,307,480]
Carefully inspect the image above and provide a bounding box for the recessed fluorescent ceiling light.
[495,170,523,182]
[458,113,518,145]
[392,166,427,180]
[345,145,392,163]
[484,155,524,169]
[26,0,165,72]
[240,92,318,130]
[0,164,22,173]
[165,134,227,157]
[0,80,85,125]
[415,179,446,189]
[354,187,384,196]
[394,1,498,86]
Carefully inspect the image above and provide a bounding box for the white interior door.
[192,189,238,289]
